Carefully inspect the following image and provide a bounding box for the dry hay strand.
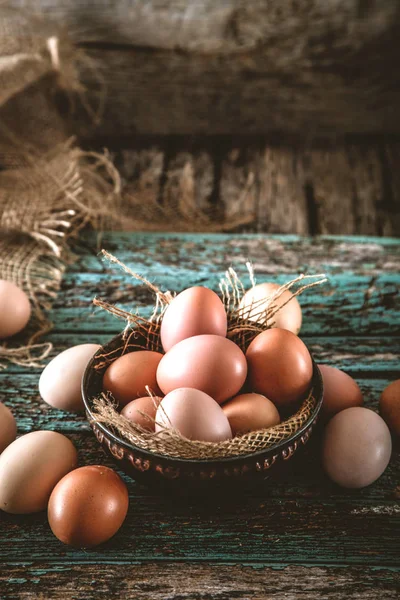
[89,251,326,459]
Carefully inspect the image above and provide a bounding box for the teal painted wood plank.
[48,270,399,336]
[43,233,399,336]
[1,465,399,566]
[1,233,399,580]
[70,233,400,279]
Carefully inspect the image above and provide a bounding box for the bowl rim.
[82,332,324,465]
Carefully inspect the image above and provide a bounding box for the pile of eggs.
[102,285,313,442]
[0,277,399,550]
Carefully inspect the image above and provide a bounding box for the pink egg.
[160,287,227,351]
[157,334,247,404]
[155,388,232,442]
[322,407,392,488]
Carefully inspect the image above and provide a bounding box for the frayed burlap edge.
[0,140,122,369]
[89,252,326,459]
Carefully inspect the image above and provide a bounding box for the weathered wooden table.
[1,233,399,599]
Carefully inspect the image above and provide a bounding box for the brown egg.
[48,465,129,548]
[0,431,78,514]
[322,407,392,488]
[246,328,313,408]
[222,393,280,436]
[239,282,302,334]
[160,286,227,351]
[380,379,400,437]
[121,395,162,431]
[155,388,232,442]
[39,344,101,413]
[0,280,31,339]
[318,365,363,421]
[157,334,247,404]
[103,350,163,407]
[0,403,17,454]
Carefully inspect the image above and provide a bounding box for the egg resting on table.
[0,280,31,339]
[379,379,400,437]
[0,402,17,454]
[39,343,101,413]
[48,465,129,548]
[322,407,392,489]
[0,431,78,514]
[318,364,363,421]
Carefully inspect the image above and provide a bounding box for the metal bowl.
[82,332,323,489]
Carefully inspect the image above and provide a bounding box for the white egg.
[39,344,101,413]
[0,280,31,339]
[239,282,302,334]
[0,430,77,514]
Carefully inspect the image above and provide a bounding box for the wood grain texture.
[1,564,400,600]
[257,147,309,234]
[111,143,400,236]
[39,233,400,336]
[9,1,400,136]
[8,0,398,52]
[219,147,258,225]
[72,45,400,138]
[0,428,399,565]
[1,233,399,598]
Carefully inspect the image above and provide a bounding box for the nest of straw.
[90,251,326,460]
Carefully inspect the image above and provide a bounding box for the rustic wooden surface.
[0,233,399,599]
[110,142,400,236]
[9,0,400,136]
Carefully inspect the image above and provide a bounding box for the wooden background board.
[0,232,399,599]
[110,143,400,236]
[8,0,400,137]
[4,2,400,236]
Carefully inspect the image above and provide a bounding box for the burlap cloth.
[0,6,246,368]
